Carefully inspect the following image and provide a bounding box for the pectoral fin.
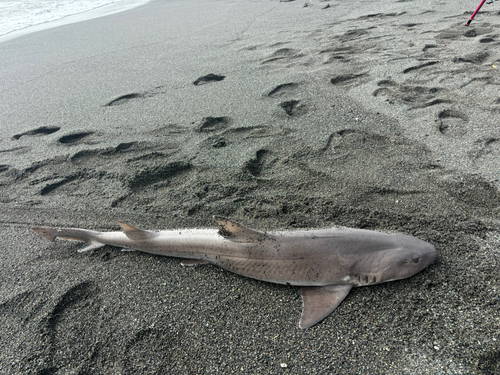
[299,284,353,329]
[78,242,106,253]
[213,216,267,243]
[181,259,209,266]
[116,221,158,241]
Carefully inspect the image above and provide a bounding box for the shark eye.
[411,257,420,263]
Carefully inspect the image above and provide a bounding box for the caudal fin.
[31,227,106,252]
[32,228,63,242]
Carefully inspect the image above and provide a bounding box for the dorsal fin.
[116,221,158,241]
[213,216,267,243]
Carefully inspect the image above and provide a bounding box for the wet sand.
[0,0,499,373]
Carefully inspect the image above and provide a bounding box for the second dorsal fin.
[213,216,267,243]
[116,221,158,241]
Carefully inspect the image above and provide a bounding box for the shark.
[32,216,436,328]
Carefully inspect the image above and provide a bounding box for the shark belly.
[205,255,348,286]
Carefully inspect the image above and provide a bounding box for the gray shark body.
[32,216,436,328]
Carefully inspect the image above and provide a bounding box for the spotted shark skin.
[32,216,437,328]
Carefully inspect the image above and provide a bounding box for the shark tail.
[31,227,106,252]
[32,227,63,242]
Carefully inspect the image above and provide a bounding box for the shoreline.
[0,0,151,44]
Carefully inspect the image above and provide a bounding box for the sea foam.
[0,0,149,39]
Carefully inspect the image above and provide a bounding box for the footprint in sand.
[126,161,192,190]
[105,93,143,106]
[330,72,369,86]
[12,126,61,140]
[437,109,469,137]
[267,82,299,98]
[58,131,95,145]
[402,61,438,74]
[434,25,493,40]
[210,137,227,148]
[422,44,437,53]
[279,100,308,116]
[105,86,169,106]
[470,138,500,159]
[192,73,225,86]
[479,37,495,43]
[438,173,500,208]
[40,174,80,196]
[69,142,136,164]
[0,291,43,335]
[40,281,101,372]
[201,125,286,150]
[124,328,183,373]
[373,79,449,108]
[242,149,271,177]
[320,45,355,63]
[453,51,489,64]
[195,116,232,132]
[0,291,46,369]
[261,48,303,64]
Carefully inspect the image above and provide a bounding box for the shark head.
[299,232,437,328]
[373,233,437,283]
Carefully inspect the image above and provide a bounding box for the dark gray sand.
[1,0,499,373]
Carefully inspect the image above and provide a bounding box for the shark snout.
[419,241,437,268]
[390,233,437,277]
[404,236,437,275]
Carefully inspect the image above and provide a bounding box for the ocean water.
[0,0,149,38]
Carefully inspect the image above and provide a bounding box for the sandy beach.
[1,0,499,373]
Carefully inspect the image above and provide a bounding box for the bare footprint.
[242,149,270,177]
[402,61,438,74]
[373,79,448,108]
[453,52,489,64]
[267,82,299,97]
[193,73,225,86]
[124,328,183,373]
[40,174,79,195]
[330,72,369,86]
[195,116,232,132]
[470,138,500,159]
[437,109,469,137]
[438,173,500,208]
[58,132,95,144]
[127,161,192,190]
[479,37,495,43]
[41,281,101,372]
[280,100,308,116]
[12,126,60,140]
[105,93,143,106]
[262,48,303,64]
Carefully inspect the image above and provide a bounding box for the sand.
[0,0,499,373]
